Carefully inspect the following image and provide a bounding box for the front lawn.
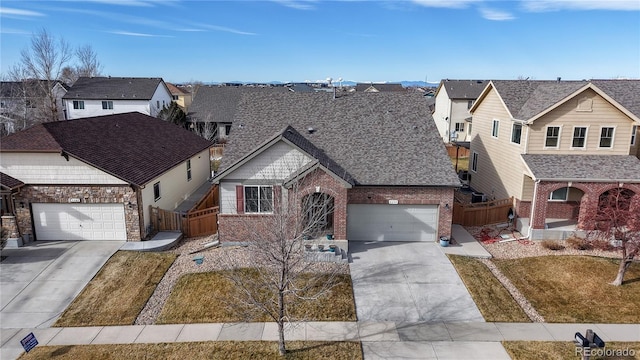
[18,341,363,360]
[157,269,356,324]
[54,251,177,327]
[502,341,640,360]
[448,255,529,322]
[496,256,640,323]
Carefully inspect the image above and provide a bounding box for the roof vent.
[307,127,315,134]
[557,77,562,82]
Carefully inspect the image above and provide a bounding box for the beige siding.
[0,152,126,185]
[469,88,527,200]
[141,149,210,229]
[528,89,637,155]
[521,175,534,201]
[226,141,312,181]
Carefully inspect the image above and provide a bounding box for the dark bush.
[541,240,565,251]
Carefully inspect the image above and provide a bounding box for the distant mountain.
[400,80,439,88]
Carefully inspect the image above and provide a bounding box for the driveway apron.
[349,241,484,323]
[1,241,123,329]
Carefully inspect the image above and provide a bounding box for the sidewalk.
[440,224,492,258]
[2,322,639,360]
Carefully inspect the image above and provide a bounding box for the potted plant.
[305,244,313,251]
[317,244,325,251]
[326,234,334,240]
[439,236,450,247]
[329,244,337,252]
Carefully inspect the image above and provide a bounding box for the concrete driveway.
[349,241,484,323]
[1,241,123,329]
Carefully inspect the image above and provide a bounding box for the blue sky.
[1,0,639,84]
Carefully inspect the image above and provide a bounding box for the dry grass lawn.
[157,269,356,324]
[496,256,640,323]
[18,341,363,359]
[447,255,529,322]
[54,251,176,327]
[450,156,469,172]
[503,341,640,360]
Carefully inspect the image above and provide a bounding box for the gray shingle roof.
[491,80,640,120]
[187,86,288,123]
[0,172,24,190]
[0,112,212,186]
[355,83,406,92]
[221,92,460,187]
[437,80,487,99]
[522,154,640,182]
[63,77,164,100]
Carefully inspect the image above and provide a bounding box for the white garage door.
[347,204,439,242]
[33,203,127,241]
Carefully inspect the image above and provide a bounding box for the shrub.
[590,238,616,251]
[566,236,592,250]
[541,240,565,251]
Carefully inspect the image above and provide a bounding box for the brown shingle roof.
[0,112,212,186]
[0,172,24,190]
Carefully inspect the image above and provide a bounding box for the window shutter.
[236,186,244,214]
[273,186,281,213]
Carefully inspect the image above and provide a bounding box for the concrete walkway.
[2,322,639,359]
[439,225,492,258]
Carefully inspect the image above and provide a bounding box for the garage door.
[33,203,127,241]
[347,204,438,241]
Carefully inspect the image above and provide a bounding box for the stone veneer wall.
[347,186,454,240]
[15,185,141,241]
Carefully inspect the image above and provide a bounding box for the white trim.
[491,119,500,138]
[543,125,562,149]
[243,185,274,214]
[548,187,569,202]
[471,151,479,173]
[597,125,616,149]
[570,125,589,150]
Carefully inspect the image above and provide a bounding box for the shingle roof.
[187,86,288,123]
[491,79,640,120]
[522,154,640,182]
[355,83,405,92]
[63,77,164,100]
[220,92,460,187]
[0,112,212,186]
[437,80,487,99]
[166,82,189,95]
[0,172,24,190]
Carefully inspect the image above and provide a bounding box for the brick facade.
[530,181,640,230]
[217,168,455,243]
[14,184,142,241]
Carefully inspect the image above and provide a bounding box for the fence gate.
[149,185,219,238]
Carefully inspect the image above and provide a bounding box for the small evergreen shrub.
[541,240,565,251]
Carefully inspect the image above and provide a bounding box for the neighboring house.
[468,79,640,240]
[355,83,405,93]
[166,82,192,111]
[433,79,487,143]
[188,86,288,141]
[0,80,68,128]
[0,112,212,242]
[62,77,173,119]
[212,92,460,247]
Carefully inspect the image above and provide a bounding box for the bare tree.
[19,28,72,122]
[75,44,103,79]
[586,188,640,286]
[219,162,345,355]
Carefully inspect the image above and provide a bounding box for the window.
[25,99,36,108]
[549,187,569,201]
[244,186,273,213]
[511,123,522,144]
[599,127,614,148]
[455,123,464,132]
[172,95,179,100]
[632,125,638,146]
[225,124,232,136]
[492,120,499,138]
[102,101,113,110]
[471,151,478,172]
[153,182,161,201]
[186,160,192,181]
[467,100,474,109]
[545,126,560,148]
[156,100,160,109]
[73,100,85,109]
[572,127,587,148]
[468,123,472,134]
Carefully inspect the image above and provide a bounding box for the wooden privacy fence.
[452,197,513,226]
[149,185,219,238]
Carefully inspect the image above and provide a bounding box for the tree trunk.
[611,257,632,286]
[277,288,286,355]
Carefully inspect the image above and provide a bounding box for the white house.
[62,77,173,119]
[433,79,487,143]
